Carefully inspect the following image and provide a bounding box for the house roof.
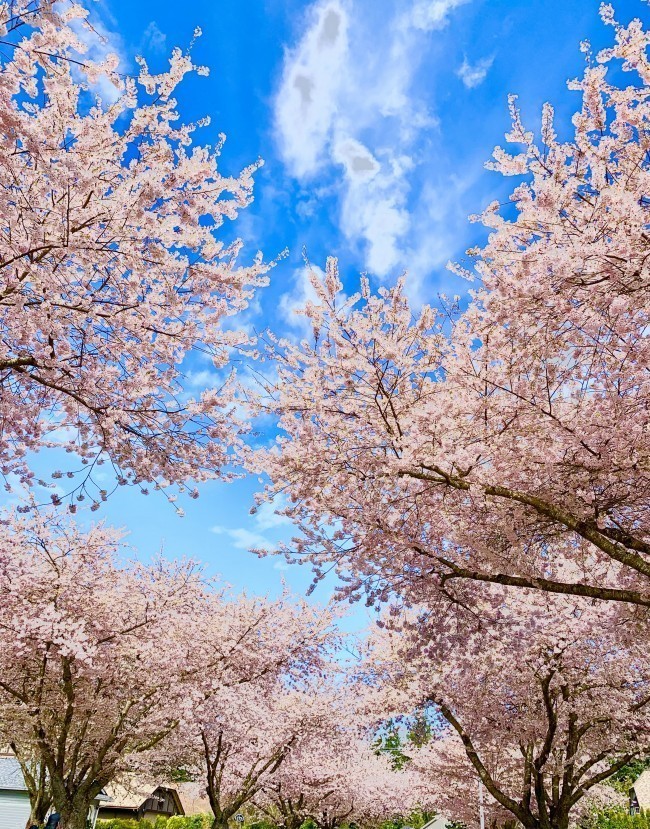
[176,782,211,816]
[103,779,158,810]
[102,778,183,815]
[95,792,112,803]
[422,817,450,829]
[632,769,650,809]
[0,755,109,802]
[0,756,28,792]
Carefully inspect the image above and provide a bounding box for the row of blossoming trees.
[3,2,650,829]
[1,507,434,829]
[0,3,426,829]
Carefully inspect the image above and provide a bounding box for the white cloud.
[279,264,325,337]
[332,137,380,182]
[184,368,221,390]
[402,173,477,298]
[275,1,349,178]
[253,498,293,531]
[141,21,167,54]
[63,1,127,106]
[211,525,275,552]
[407,0,471,30]
[210,496,295,556]
[336,149,413,275]
[274,0,476,284]
[457,55,494,88]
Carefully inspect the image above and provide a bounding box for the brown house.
[98,779,185,822]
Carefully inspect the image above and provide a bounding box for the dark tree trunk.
[58,801,90,829]
[26,797,52,829]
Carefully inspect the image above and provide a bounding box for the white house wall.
[0,790,31,829]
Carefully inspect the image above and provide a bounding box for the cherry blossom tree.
[154,605,341,829]
[0,0,267,506]
[257,714,430,829]
[186,687,331,829]
[253,3,650,611]
[407,735,515,829]
[0,510,316,829]
[407,736,624,829]
[363,592,650,829]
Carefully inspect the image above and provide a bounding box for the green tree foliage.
[407,716,432,749]
[609,761,650,795]
[373,721,411,770]
[373,715,433,770]
[246,819,280,829]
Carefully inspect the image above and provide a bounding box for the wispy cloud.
[407,0,471,30]
[457,55,494,88]
[210,496,294,555]
[253,498,293,531]
[273,0,479,294]
[211,525,275,552]
[275,1,349,179]
[184,368,221,390]
[141,21,167,54]
[64,0,127,105]
[334,144,412,275]
[278,264,324,338]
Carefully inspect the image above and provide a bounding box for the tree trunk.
[26,796,51,829]
[211,819,230,829]
[14,751,51,829]
[58,800,92,829]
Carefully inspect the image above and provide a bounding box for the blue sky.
[31,0,646,619]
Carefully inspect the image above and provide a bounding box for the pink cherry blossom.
[258,723,430,829]
[254,4,650,611]
[361,591,650,829]
[0,1,268,505]
[0,509,340,829]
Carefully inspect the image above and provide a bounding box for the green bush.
[167,818,212,829]
[97,811,436,829]
[587,807,650,829]
[246,819,279,829]
[97,816,212,829]
[376,810,436,829]
[96,820,142,829]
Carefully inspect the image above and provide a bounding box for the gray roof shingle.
[0,756,28,792]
